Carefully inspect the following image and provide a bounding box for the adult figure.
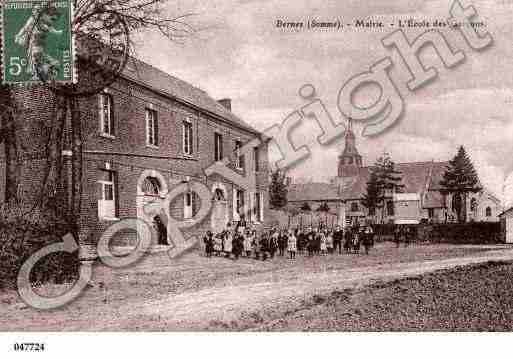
[224,225,233,258]
[269,229,279,259]
[353,227,362,255]
[326,230,334,255]
[278,230,287,257]
[153,216,168,245]
[203,231,214,258]
[344,227,353,254]
[333,226,343,254]
[363,226,374,255]
[260,234,269,261]
[243,229,252,257]
[394,225,401,248]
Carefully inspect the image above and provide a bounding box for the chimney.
[218,98,232,111]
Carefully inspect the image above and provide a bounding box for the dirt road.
[1,244,513,331]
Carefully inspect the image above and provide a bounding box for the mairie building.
[0,57,270,247]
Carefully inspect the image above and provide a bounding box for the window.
[236,189,245,215]
[184,191,198,219]
[350,202,359,212]
[183,121,194,155]
[142,177,160,196]
[214,188,226,201]
[214,133,223,162]
[387,201,395,216]
[470,198,478,212]
[254,193,262,222]
[254,147,260,172]
[486,207,492,217]
[99,93,114,136]
[235,140,244,169]
[98,171,117,219]
[146,108,158,147]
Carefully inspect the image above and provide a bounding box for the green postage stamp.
[1,0,75,85]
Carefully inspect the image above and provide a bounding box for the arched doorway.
[136,170,169,245]
[211,183,228,234]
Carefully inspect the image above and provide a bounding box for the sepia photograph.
[0,0,512,356]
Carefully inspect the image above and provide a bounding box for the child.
[353,229,361,255]
[243,230,252,257]
[214,234,223,256]
[326,231,334,255]
[224,230,233,259]
[252,231,259,260]
[320,231,328,256]
[288,230,297,259]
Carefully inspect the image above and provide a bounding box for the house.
[393,193,421,225]
[288,121,502,227]
[499,207,513,244]
[287,182,342,214]
[0,57,270,247]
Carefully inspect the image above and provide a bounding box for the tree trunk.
[69,97,83,241]
[461,192,467,223]
[39,95,67,212]
[2,99,20,204]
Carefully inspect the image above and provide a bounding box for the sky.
[133,0,513,206]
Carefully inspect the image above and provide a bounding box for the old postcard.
[0,0,512,357]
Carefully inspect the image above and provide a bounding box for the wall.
[0,73,270,248]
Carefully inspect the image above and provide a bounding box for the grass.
[252,260,513,331]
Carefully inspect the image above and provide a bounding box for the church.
[288,123,502,226]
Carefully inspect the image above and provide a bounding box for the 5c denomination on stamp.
[1,0,76,85]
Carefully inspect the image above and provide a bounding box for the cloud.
[134,0,513,204]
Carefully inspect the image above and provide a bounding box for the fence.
[267,210,339,230]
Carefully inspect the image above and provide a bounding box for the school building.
[288,121,502,226]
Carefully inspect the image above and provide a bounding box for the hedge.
[0,201,79,290]
[372,222,501,244]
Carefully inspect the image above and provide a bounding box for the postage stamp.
[1,0,75,85]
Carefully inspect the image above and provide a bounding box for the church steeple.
[338,119,362,178]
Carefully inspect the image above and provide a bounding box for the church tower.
[338,120,362,178]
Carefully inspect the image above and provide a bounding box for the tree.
[317,202,330,212]
[1,1,201,240]
[300,202,311,212]
[361,171,381,220]
[269,169,289,209]
[440,146,481,223]
[364,153,404,222]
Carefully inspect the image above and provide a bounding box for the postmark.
[1,0,76,85]
[52,4,130,97]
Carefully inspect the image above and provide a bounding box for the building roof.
[394,193,421,201]
[423,191,446,209]
[499,207,513,217]
[288,183,340,202]
[121,58,261,136]
[339,161,449,201]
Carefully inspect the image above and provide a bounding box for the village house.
[0,57,270,247]
[288,122,502,226]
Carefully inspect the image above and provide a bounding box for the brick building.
[0,57,270,247]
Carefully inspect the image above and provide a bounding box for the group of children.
[203,223,377,261]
